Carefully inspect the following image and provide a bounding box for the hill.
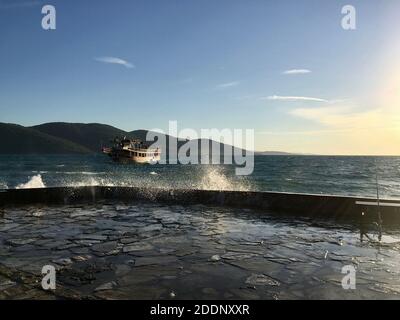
[32,122,127,152]
[255,151,295,155]
[0,122,296,156]
[0,123,91,154]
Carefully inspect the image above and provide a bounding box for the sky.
[0,0,399,155]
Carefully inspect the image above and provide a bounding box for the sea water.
[0,154,399,199]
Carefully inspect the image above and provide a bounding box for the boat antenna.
[375,158,382,241]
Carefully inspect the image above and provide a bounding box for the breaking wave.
[16,174,46,189]
[198,167,251,191]
[59,171,106,175]
[58,166,251,191]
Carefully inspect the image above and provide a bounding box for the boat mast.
[375,158,382,241]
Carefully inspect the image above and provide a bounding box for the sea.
[0,154,399,199]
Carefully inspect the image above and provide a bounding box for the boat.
[102,137,161,164]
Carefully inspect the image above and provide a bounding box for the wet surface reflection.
[1,202,400,299]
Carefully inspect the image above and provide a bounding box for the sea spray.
[1,154,400,198]
[16,174,46,189]
[199,166,251,191]
[56,165,252,192]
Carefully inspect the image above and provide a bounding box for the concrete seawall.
[1,186,400,224]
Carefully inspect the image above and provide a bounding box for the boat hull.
[108,149,161,164]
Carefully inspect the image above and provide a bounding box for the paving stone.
[53,258,73,266]
[122,243,154,253]
[94,281,117,292]
[91,241,118,253]
[1,202,400,300]
[245,274,280,286]
[6,238,36,246]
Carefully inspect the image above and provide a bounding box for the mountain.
[255,151,295,155]
[127,131,248,161]
[0,123,91,154]
[0,122,296,156]
[31,122,127,152]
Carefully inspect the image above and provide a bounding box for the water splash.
[55,166,252,192]
[199,167,251,191]
[16,174,46,189]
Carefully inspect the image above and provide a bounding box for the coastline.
[1,186,399,224]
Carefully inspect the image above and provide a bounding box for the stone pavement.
[1,202,400,299]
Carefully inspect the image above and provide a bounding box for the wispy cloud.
[260,103,371,135]
[263,95,328,102]
[258,128,354,136]
[282,69,311,75]
[288,105,355,125]
[94,56,135,69]
[288,104,400,133]
[216,81,240,89]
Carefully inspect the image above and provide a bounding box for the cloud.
[258,128,354,136]
[260,103,400,155]
[94,56,135,69]
[216,81,240,89]
[263,95,328,102]
[289,105,352,123]
[288,104,400,133]
[282,69,311,75]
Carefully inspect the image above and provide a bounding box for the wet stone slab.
[1,201,400,299]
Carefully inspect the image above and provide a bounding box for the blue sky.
[1,0,399,154]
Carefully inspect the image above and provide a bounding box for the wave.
[198,167,251,191]
[58,171,107,175]
[64,177,112,187]
[8,166,252,192]
[16,174,46,189]
[58,167,252,192]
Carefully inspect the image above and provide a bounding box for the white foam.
[14,166,251,192]
[199,167,250,191]
[16,174,46,189]
[60,171,106,175]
